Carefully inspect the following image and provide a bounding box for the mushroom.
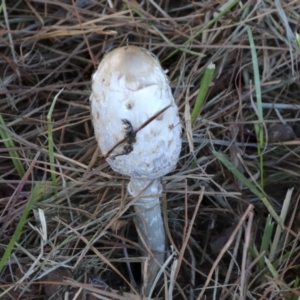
[90,46,181,295]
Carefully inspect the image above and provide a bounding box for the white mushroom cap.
[90,46,181,179]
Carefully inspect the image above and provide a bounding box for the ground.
[1,1,300,299]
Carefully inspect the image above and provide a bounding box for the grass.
[0,114,25,178]
[191,62,215,127]
[0,182,43,274]
[1,0,300,299]
[247,25,265,188]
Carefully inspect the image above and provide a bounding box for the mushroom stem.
[128,178,165,296]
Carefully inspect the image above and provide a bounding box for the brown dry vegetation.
[1,0,300,299]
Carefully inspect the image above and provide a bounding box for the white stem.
[127,178,165,296]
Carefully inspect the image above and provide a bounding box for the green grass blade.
[191,63,215,127]
[258,215,274,270]
[291,276,300,300]
[293,276,300,288]
[0,114,25,177]
[269,188,293,262]
[296,33,300,49]
[213,151,283,228]
[248,246,259,260]
[246,27,264,188]
[0,182,43,273]
[264,256,279,280]
[47,89,63,194]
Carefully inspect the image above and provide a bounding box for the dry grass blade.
[197,204,254,300]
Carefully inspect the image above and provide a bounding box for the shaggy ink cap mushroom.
[90,45,182,296]
[90,46,181,179]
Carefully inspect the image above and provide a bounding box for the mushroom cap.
[90,46,181,179]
